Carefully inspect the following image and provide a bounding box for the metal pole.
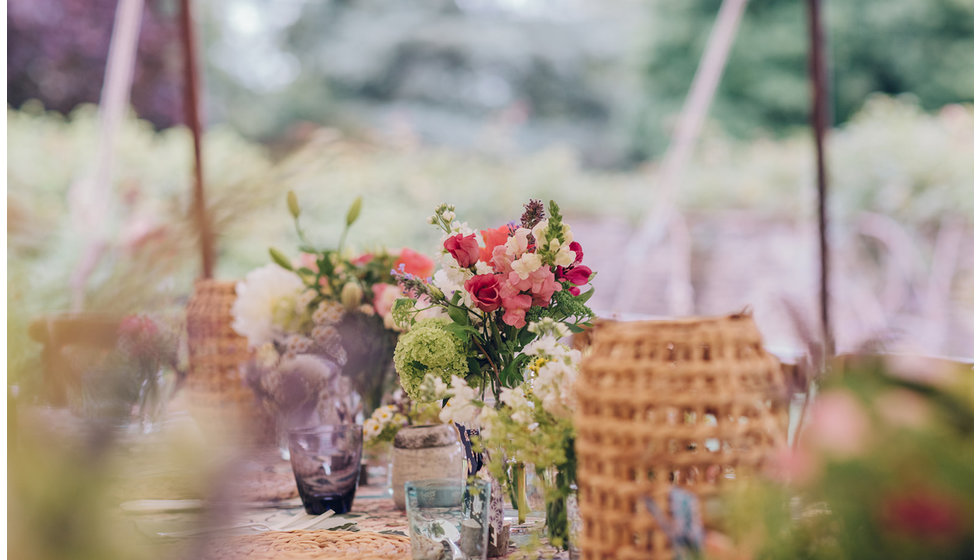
[806,0,833,355]
[179,0,214,279]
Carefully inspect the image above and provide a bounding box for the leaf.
[447,305,469,326]
[567,324,585,334]
[517,329,536,346]
[287,190,300,218]
[444,321,478,343]
[346,196,363,226]
[500,354,530,387]
[297,267,315,276]
[269,247,293,270]
[576,286,595,304]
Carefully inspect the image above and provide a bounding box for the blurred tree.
[632,0,973,160]
[7,0,183,128]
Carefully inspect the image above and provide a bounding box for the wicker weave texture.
[185,279,273,443]
[573,314,788,560]
[203,529,411,560]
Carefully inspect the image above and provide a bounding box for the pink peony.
[464,274,503,312]
[444,233,481,268]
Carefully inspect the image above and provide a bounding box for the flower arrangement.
[391,199,594,399]
[708,355,973,560]
[231,192,434,414]
[391,199,595,549]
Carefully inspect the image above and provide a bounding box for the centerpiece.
[231,192,434,443]
[390,199,595,552]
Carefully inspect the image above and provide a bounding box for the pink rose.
[444,234,481,268]
[395,248,435,278]
[464,274,503,312]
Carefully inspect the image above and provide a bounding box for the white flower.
[442,210,456,222]
[505,228,531,257]
[364,419,382,440]
[377,407,393,422]
[511,253,543,280]
[439,376,484,428]
[474,261,494,275]
[232,264,305,348]
[554,246,576,267]
[500,387,527,410]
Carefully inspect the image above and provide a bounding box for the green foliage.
[635,0,973,158]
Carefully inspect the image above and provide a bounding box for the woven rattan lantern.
[185,279,274,445]
[574,313,788,560]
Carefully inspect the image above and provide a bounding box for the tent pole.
[806,0,833,356]
[179,0,214,279]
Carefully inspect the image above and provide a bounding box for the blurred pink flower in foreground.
[803,390,870,458]
[879,490,962,540]
[874,389,931,429]
[763,446,820,485]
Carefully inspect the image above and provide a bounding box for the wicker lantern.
[185,279,274,445]
[573,313,788,560]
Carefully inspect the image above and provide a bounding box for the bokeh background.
[9,0,974,383]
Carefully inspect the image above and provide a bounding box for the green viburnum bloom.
[393,318,469,401]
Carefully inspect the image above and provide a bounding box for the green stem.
[515,463,529,524]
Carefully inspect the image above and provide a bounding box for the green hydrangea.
[394,318,469,401]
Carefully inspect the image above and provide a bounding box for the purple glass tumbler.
[287,424,363,515]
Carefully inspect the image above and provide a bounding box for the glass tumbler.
[287,424,363,514]
[405,478,491,560]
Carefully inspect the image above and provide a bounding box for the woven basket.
[573,313,788,560]
[184,279,274,445]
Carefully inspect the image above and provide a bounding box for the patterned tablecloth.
[128,472,568,559]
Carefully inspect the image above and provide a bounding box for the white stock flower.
[439,376,483,428]
[511,253,543,280]
[232,264,305,348]
[474,261,494,275]
[504,228,531,256]
[554,246,576,267]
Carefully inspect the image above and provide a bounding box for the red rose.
[479,225,511,264]
[444,233,481,268]
[395,248,434,278]
[464,274,502,312]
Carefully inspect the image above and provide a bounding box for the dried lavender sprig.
[521,199,545,230]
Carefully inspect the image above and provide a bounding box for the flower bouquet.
[232,193,434,431]
[391,199,595,550]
